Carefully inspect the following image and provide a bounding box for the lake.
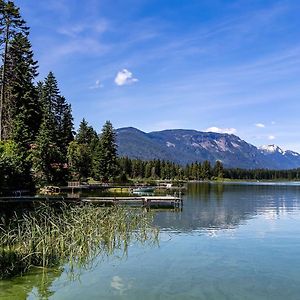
[1,182,300,300]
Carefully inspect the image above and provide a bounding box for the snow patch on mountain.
[259,144,284,154]
[215,139,227,152]
[166,141,175,148]
[284,150,300,157]
[192,142,201,148]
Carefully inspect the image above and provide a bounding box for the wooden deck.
[0,195,183,209]
[82,196,183,208]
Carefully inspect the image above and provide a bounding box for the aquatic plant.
[0,203,159,278]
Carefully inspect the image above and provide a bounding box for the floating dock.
[82,196,183,208]
[0,195,183,209]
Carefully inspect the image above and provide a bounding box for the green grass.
[0,203,159,278]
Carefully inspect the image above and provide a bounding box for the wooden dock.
[0,195,183,209]
[82,196,183,208]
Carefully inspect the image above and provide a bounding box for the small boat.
[39,186,61,195]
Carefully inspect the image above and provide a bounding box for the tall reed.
[0,203,159,278]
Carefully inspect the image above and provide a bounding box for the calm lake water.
[1,182,300,300]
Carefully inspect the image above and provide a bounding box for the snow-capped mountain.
[259,144,300,169]
[259,144,284,154]
[116,127,300,169]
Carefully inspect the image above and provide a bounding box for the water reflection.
[0,268,62,300]
[0,204,159,299]
[154,182,300,232]
[2,182,300,300]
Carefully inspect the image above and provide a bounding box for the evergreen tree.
[6,33,40,145]
[93,121,118,181]
[31,112,63,185]
[76,118,97,145]
[31,72,73,185]
[41,72,74,148]
[201,160,212,179]
[145,161,152,178]
[68,119,97,180]
[213,160,224,178]
[56,97,73,155]
[67,141,92,181]
[0,0,29,140]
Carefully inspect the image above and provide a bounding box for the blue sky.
[15,0,300,151]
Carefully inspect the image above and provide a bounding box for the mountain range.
[116,127,300,169]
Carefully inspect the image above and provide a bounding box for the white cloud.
[89,79,103,89]
[58,20,108,37]
[268,135,276,140]
[255,123,265,128]
[115,69,138,86]
[205,126,237,134]
[110,276,133,295]
[111,276,125,291]
[271,121,276,125]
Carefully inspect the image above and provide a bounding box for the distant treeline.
[117,157,300,181]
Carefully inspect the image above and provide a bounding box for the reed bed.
[0,203,159,278]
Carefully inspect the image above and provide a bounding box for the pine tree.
[31,112,62,185]
[6,33,40,145]
[67,118,97,180]
[39,72,74,156]
[0,0,29,140]
[213,160,224,178]
[67,141,92,181]
[76,118,97,145]
[202,160,212,179]
[93,121,118,181]
[56,97,73,155]
[31,72,73,185]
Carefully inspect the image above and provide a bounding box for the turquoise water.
[1,182,300,299]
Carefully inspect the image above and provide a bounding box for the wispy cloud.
[89,79,103,89]
[205,127,237,134]
[268,135,276,140]
[255,123,265,128]
[115,69,138,86]
[58,20,108,37]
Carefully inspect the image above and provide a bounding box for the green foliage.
[30,72,74,186]
[213,160,224,178]
[0,140,32,190]
[67,119,98,181]
[31,114,64,185]
[40,72,74,154]
[0,0,31,140]
[3,32,40,144]
[67,141,92,180]
[76,118,97,145]
[93,121,118,181]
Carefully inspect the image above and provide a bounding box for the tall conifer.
[93,121,118,181]
[6,33,40,145]
[0,0,29,140]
